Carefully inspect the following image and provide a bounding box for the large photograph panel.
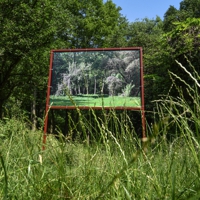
[49,49,142,108]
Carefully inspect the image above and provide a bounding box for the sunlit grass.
[50,95,141,107]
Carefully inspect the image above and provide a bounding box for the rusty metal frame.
[43,47,146,148]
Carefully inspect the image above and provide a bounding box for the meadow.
[1,62,200,199]
[50,95,141,107]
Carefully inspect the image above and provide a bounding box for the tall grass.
[0,61,200,199]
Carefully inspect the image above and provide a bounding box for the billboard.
[45,47,144,110]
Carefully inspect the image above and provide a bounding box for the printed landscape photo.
[49,49,142,108]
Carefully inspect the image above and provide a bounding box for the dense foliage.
[1,74,200,198]
[0,0,200,131]
[0,0,127,126]
[1,0,200,198]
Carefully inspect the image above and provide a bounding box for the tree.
[162,18,200,99]
[0,0,128,120]
[58,0,128,48]
[179,0,200,18]
[163,6,180,32]
[162,0,200,99]
[126,17,169,113]
[163,0,200,32]
[0,0,63,118]
[103,51,141,96]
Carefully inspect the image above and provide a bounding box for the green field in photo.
[50,95,141,107]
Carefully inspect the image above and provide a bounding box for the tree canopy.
[0,0,126,119]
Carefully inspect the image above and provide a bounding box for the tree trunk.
[86,79,89,95]
[86,85,89,95]
[31,88,37,131]
[78,84,81,94]
[0,101,3,119]
[94,77,96,94]
[101,82,104,94]
[67,78,72,95]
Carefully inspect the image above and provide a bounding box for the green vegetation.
[50,95,141,107]
[1,59,200,199]
[1,0,200,126]
[0,126,193,200]
[1,0,200,198]
[1,97,200,199]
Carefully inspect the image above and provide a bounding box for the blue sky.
[110,0,182,22]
